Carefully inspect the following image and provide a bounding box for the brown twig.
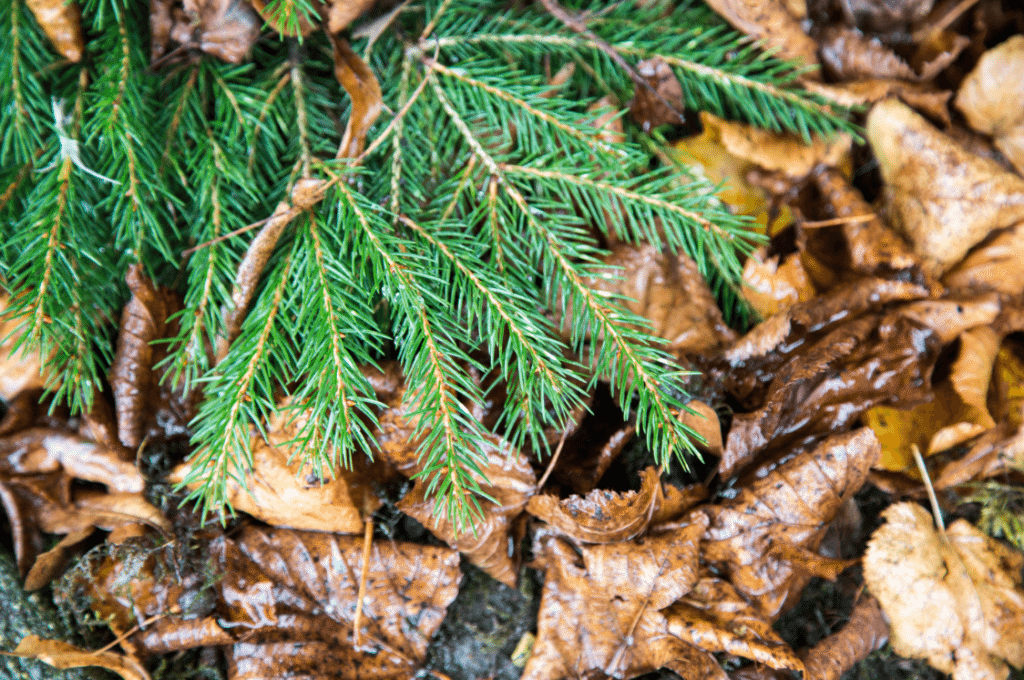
[537,425,572,489]
[353,517,374,647]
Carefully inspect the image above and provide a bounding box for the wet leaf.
[629,58,684,132]
[955,35,1024,175]
[571,243,736,357]
[720,313,938,478]
[866,325,1000,471]
[110,265,176,450]
[704,429,880,620]
[0,428,145,493]
[805,79,953,126]
[526,466,662,544]
[944,222,1024,297]
[741,246,815,319]
[396,433,536,588]
[700,0,819,69]
[895,294,1000,344]
[800,596,889,680]
[331,35,382,159]
[24,0,83,62]
[867,98,1024,275]
[864,502,1024,679]
[819,26,917,81]
[6,635,150,680]
[522,513,712,680]
[78,526,461,679]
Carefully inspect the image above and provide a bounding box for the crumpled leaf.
[703,429,880,620]
[864,502,1024,680]
[955,35,1024,175]
[868,98,1024,274]
[741,246,815,319]
[396,433,536,588]
[522,513,720,680]
[6,635,149,680]
[0,428,145,493]
[629,58,684,132]
[894,294,1000,345]
[800,596,889,680]
[75,526,461,679]
[526,466,661,543]
[570,243,735,357]
[700,0,819,69]
[809,166,929,283]
[805,79,953,126]
[944,222,1024,296]
[163,0,260,64]
[866,325,1000,471]
[169,401,386,534]
[24,0,83,62]
[819,26,917,81]
[708,113,852,180]
[720,312,938,478]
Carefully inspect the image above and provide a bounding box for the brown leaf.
[0,294,54,401]
[110,265,171,449]
[526,466,661,544]
[896,293,1001,344]
[809,166,929,283]
[666,570,804,676]
[868,98,1024,275]
[521,513,710,680]
[173,0,260,64]
[569,243,736,357]
[629,58,684,132]
[800,596,889,680]
[704,429,880,620]
[944,222,1024,296]
[6,635,150,680]
[701,0,819,69]
[23,527,94,591]
[741,246,816,319]
[24,0,83,62]
[720,313,938,477]
[706,113,852,180]
[819,26,917,81]
[0,427,145,493]
[217,201,296,360]
[150,0,174,62]
[397,433,536,588]
[804,79,953,126]
[864,502,1024,679]
[80,526,461,679]
[331,35,382,159]
[955,35,1024,175]
[327,0,374,32]
[169,403,383,534]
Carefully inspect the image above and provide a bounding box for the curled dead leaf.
[0,428,145,493]
[6,635,150,680]
[944,222,1024,296]
[629,58,684,132]
[168,0,261,64]
[868,98,1024,274]
[704,429,881,620]
[800,596,889,680]
[331,35,382,159]
[741,246,816,319]
[526,466,661,543]
[701,0,819,69]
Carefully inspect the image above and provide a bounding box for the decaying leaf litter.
[2,0,1024,679]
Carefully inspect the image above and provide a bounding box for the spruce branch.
[0,0,858,530]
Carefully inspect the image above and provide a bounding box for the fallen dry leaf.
[741,246,816,319]
[0,294,54,401]
[327,0,375,33]
[944,222,1024,297]
[6,635,150,680]
[704,429,880,620]
[955,35,1024,175]
[708,113,852,180]
[864,502,1024,680]
[522,513,733,680]
[800,596,889,680]
[73,526,461,679]
[164,0,260,64]
[24,0,83,62]
[804,79,953,126]
[0,428,145,493]
[895,294,1001,344]
[819,26,917,81]
[526,466,661,543]
[868,98,1024,274]
[866,324,1000,471]
[629,57,684,132]
[701,0,819,69]
[331,35,382,159]
[570,243,736,357]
